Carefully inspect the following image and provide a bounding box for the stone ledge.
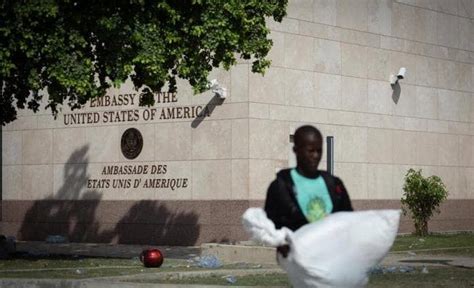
[201,243,277,265]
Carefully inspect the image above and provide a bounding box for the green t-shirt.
[290,168,333,222]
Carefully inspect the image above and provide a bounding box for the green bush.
[401,169,448,236]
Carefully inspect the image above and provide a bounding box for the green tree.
[0,0,287,125]
[401,169,448,236]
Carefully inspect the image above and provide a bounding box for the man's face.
[294,133,323,177]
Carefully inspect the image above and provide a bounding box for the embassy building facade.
[2,0,474,245]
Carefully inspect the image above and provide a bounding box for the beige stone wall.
[2,0,474,206]
[2,66,251,201]
[248,0,474,200]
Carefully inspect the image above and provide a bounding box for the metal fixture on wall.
[207,79,227,99]
[389,67,406,85]
[327,136,334,175]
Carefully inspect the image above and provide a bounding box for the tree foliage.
[401,169,448,236]
[0,0,287,125]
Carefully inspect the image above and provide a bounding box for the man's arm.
[264,180,281,227]
[265,178,306,231]
[265,179,291,258]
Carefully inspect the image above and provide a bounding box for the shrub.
[401,169,448,236]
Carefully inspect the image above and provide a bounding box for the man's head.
[293,125,323,178]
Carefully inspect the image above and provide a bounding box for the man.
[264,125,353,232]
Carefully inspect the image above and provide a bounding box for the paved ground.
[1,241,473,288]
[382,251,474,268]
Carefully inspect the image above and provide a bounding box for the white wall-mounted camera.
[389,67,407,85]
[207,79,227,99]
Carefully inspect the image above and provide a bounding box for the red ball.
[140,248,164,268]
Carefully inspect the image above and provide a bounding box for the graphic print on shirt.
[306,197,327,222]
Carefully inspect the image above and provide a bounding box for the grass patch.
[391,233,474,252]
[0,267,149,279]
[0,254,273,279]
[132,273,290,286]
[0,255,194,279]
[0,255,144,270]
[129,267,474,287]
[368,266,474,288]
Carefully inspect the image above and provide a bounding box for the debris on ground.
[198,255,222,268]
[369,265,416,275]
[186,255,222,268]
[224,275,237,284]
[399,266,415,273]
[45,235,68,244]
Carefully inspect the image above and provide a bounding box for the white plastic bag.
[242,208,401,288]
[242,207,292,247]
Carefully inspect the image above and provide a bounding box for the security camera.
[207,79,219,90]
[213,86,227,99]
[397,67,406,80]
[207,79,227,99]
[389,67,407,85]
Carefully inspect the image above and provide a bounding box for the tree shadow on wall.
[19,145,200,245]
[18,145,107,242]
[112,200,200,246]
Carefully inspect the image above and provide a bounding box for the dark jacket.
[264,169,353,231]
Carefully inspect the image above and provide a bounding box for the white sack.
[242,207,292,247]
[242,208,401,288]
